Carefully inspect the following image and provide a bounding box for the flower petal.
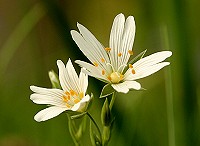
[111,83,129,93]
[109,13,125,70]
[75,60,108,82]
[79,68,88,94]
[30,86,64,97]
[111,80,141,93]
[132,51,172,70]
[123,80,141,90]
[120,16,135,67]
[34,106,67,122]
[30,93,65,107]
[71,94,91,112]
[71,29,109,72]
[65,59,80,92]
[125,62,170,80]
[77,23,110,63]
[57,60,71,91]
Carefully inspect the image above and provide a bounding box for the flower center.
[62,90,84,108]
[109,72,123,84]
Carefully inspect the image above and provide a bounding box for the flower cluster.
[30,13,172,145]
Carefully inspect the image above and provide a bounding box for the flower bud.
[48,70,61,89]
[101,98,111,126]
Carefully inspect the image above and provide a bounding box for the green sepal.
[71,112,87,120]
[76,115,87,139]
[127,49,147,65]
[67,114,79,144]
[90,121,102,146]
[101,98,111,126]
[102,126,111,146]
[87,93,94,110]
[100,84,115,98]
[129,87,147,92]
[48,70,61,89]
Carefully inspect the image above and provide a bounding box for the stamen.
[79,92,84,99]
[101,58,105,63]
[66,103,71,108]
[62,95,69,102]
[118,52,122,57]
[105,47,111,52]
[70,89,76,96]
[74,98,80,104]
[102,70,105,75]
[63,95,70,102]
[120,74,124,80]
[129,64,133,68]
[93,62,98,67]
[128,50,134,55]
[107,76,111,81]
[65,91,70,96]
[132,69,136,74]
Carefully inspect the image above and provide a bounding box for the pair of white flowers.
[30,13,172,122]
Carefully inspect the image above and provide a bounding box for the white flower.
[71,13,172,94]
[30,59,91,122]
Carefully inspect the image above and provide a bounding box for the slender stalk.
[109,92,116,110]
[87,112,102,139]
[161,26,176,146]
[67,114,81,146]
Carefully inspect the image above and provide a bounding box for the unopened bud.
[101,98,111,126]
[48,70,61,89]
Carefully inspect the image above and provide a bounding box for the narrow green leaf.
[71,112,87,120]
[100,84,115,98]
[127,49,147,65]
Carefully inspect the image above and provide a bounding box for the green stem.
[67,114,81,146]
[109,92,116,110]
[87,112,102,139]
[160,26,176,146]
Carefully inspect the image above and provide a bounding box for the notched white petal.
[111,83,129,93]
[133,51,172,69]
[34,106,67,122]
[124,81,141,90]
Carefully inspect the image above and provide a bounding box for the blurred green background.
[0,0,199,146]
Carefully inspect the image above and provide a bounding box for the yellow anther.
[93,62,98,67]
[66,103,71,108]
[128,50,134,55]
[62,95,70,102]
[132,69,136,74]
[65,91,70,95]
[101,58,105,63]
[70,89,76,96]
[120,74,124,80]
[102,70,105,75]
[74,98,80,104]
[105,47,111,51]
[118,52,122,57]
[79,92,84,99]
[107,76,111,81]
[129,64,133,68]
